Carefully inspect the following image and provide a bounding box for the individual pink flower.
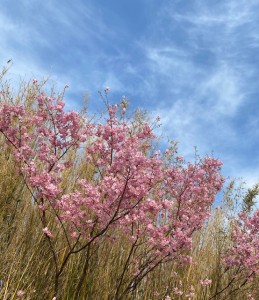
[105,86,110,93]
[43,227,53,238]
[200,278,212,286]
[173,287,183,295]
[176,156,184,161]
[71,231,79,239]
[185,292,195,298]
[17,290,25,297]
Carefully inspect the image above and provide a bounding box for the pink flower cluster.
[224,210,259,274]
[0,93,225,271]
[17,290,25,297]
[0,94,86,205]
[200,278,212,286]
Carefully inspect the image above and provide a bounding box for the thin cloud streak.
[0,0,258,192]
[138,0,259,188]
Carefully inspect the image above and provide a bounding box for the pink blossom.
[17,290,25,297]
[224,209,259,274]
[43,227,53,238]
[173,287,183,295]
[185,292,195,298]
[200,278,212,286]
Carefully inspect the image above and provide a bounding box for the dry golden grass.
[0,70,258,299]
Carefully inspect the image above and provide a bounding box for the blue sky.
[0,0,259,193]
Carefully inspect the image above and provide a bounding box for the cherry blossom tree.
[0,88,224,299]
[220,210,259,298]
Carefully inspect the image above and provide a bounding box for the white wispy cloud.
[198,63,245,117]
[172,2,256,29]
[137,0,259,188]
[0,0,258,192]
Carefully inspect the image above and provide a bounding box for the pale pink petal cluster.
[43,227,53,238]
[200,278,212,286]
[224,209,259,275]
[17,290,25,297]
